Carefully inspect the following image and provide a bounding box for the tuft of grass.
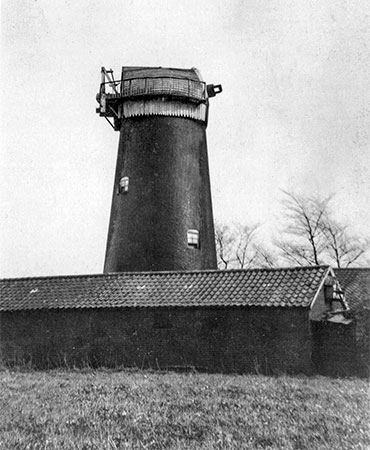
[0,369,369,449]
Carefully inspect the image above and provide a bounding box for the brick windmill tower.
[96,66,222,273]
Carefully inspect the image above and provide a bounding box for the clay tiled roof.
[0,266,330,312]
[334,268,370,311]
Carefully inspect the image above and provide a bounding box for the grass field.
[0,369,369,450]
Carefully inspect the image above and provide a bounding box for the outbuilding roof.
[334,268,370,311]
[0,266,331,312]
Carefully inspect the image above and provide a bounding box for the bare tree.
[234,224,260,269]
[322,216,370,268]
[215,223,235,270]
[253,243,279,269]
[275,191,331,266]
[276,190,370,267]
[215,222,276,269]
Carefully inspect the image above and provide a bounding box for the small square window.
[187,229,200,249]
[118,176,129,194]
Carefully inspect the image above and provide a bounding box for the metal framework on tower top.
[96,66,222,130]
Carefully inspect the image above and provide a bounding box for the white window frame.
[187,229,200,249]
[118,176,129,194]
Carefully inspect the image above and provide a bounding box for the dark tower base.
[104,116,217,272]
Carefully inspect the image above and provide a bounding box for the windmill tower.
[96,66,222,273]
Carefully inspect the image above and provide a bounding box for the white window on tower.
[187,229,200,249]
[118,176,129,194]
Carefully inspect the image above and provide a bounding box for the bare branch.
[215,222,266,270]
[215,223,236,270]
[275,190,369,268]
[321,216,370,268]
[276,191,329,265]
[253,244,278,268]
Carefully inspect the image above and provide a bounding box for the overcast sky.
[1,0,369,278]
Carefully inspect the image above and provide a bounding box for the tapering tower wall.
[96,66,222,272]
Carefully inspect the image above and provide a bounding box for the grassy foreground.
[0,369,369,450]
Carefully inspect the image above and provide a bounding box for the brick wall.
[311,321,357,377]
[104,116,217,273]
[0,306,313,374]
[356,309,370,377]
[347,308,370,378]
